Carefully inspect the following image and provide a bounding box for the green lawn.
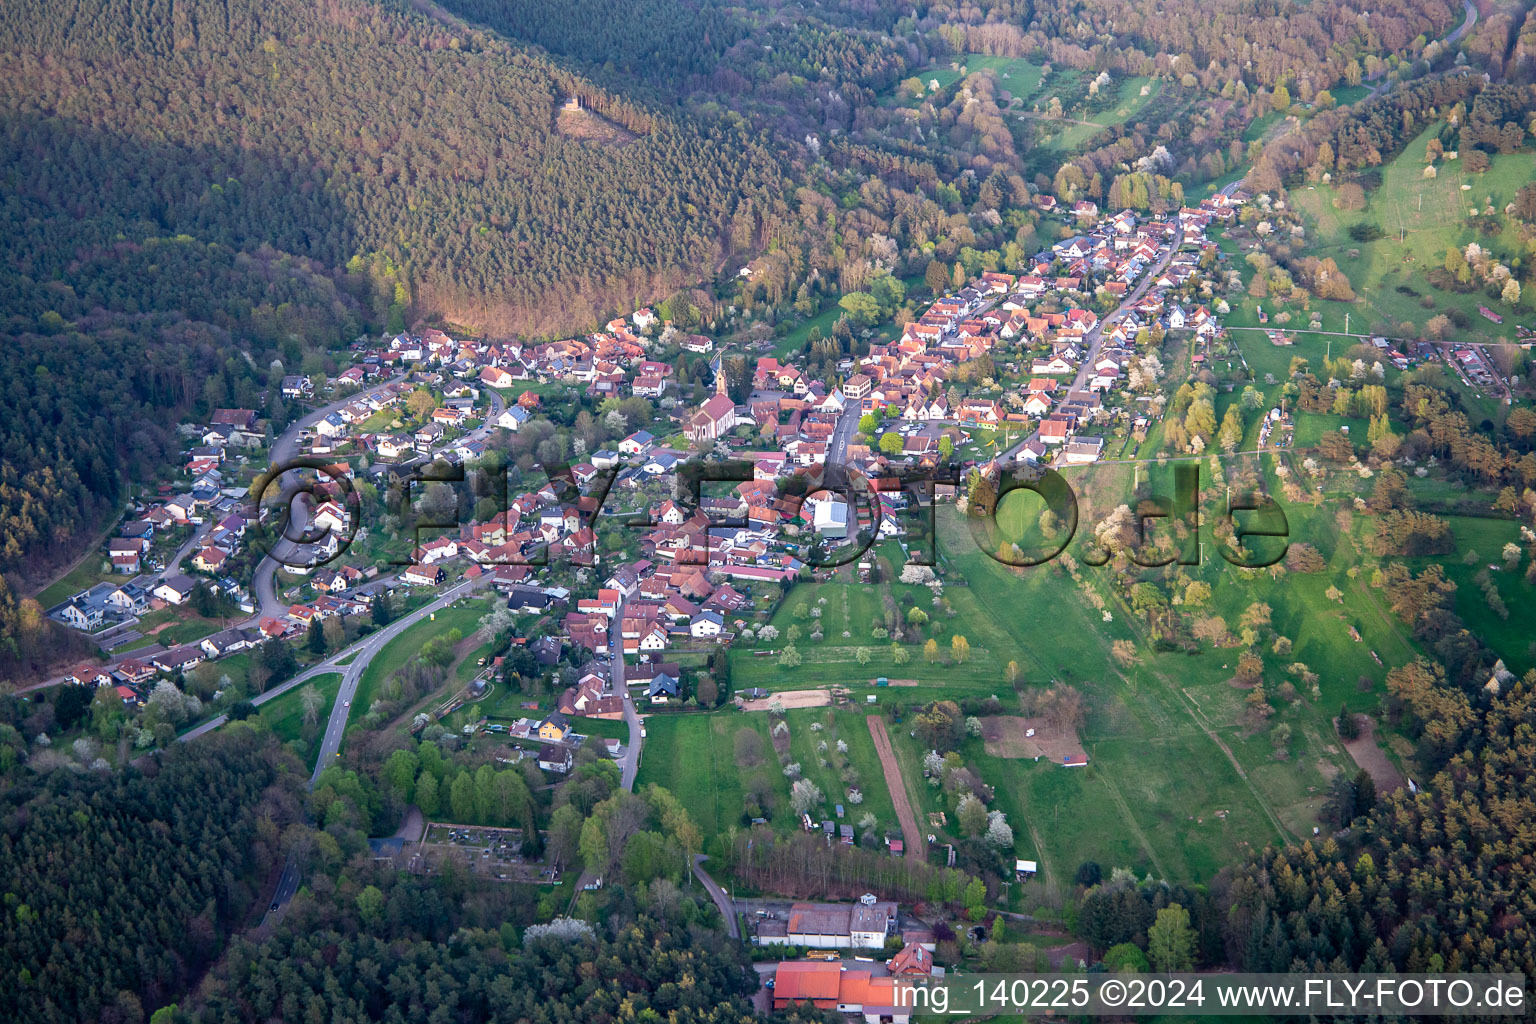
[782,708,898,835]
[1401,514,1527,672]
[659,450,1503,896]
[730,575,1012,692]
[768,274,923,359]
[635,713,785,841]
[36,560,119,608]
[261,672,342,769]
[893,54,1047,107]
[346,599,492,732]
[1036,76,1162,153]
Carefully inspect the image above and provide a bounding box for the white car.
[343,700,351,707]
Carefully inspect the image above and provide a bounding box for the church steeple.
[714,356,728,397]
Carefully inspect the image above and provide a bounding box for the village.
[22,158,1536,1024]
[33,189,1285,764]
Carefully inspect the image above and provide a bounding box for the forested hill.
[0,0,786,335]
[434,0,748,83]
[0,0,785,606]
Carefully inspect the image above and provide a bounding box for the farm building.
[754,895,898,949]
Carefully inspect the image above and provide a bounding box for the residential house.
[538,712,571,742]
[153,574,198,605]
[401,564,445,586]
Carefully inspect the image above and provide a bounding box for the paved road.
[611,599,643,792]
[251,374,506,622]
[249,374,410,622]
[567,597,641,906]
[182,574,482,929]
[180,576,481,745]
[164,520,212,577]
[307,577,480,781]
[998,224,1186,466]
[1444,0,1478,47]
[692,854,739,938]
[828,395,860,468]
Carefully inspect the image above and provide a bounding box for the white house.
[315,412,348,439]
[153,574,198,605]
[495,406,530,431]
[312,501,349,534]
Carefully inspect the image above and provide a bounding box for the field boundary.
[867,715,926,861]
[1093,764,1170,878]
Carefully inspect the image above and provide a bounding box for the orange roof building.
[771,962,912,1023]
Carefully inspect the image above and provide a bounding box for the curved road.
[249,374,408,623]
[164,520,213,577]
[251,376,506,622]
[180,576,481,747]
[175,372,505,926]
[181,574,483,929]
[692,854,739,938]
[1365,0,1476,100]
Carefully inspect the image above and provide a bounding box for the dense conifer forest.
[0,731,300,1024]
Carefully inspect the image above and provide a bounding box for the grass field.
[718,493,1369,895]
[730,573,1012,693]
[635,713,787,841]
[768,274,923,359]
[671,442,1490,897]
[261,672,341,769]
[784,708,898,831]
[1287,124,1535,344]
[1035,76,1161,153]
[345,599,491,732]
[892,54,1047,107]
[36,560,119,608]
[1402,514,1527,672]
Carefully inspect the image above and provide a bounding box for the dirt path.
[867,715,926,862]
[1341,716,1408,794]
[1017,809,1059,894]
[1094,764,1170,879]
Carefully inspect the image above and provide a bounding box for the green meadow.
[1287,124,1535,344]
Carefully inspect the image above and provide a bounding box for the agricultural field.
[710,462,1451,904]
[730,573,1012,696]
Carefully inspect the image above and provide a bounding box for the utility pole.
[1344,312,1350,337]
